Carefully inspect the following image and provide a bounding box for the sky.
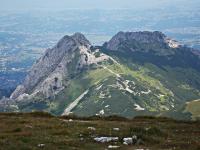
[0,0,199,11]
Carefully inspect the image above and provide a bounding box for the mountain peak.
[71,32,91,47]
[9,32,108,100]
[104,31,180,53]
[112,31,166,43]
[10,33,92,100]
[56,35,73,49]
[56,33,90,49]
[115,31,166,38]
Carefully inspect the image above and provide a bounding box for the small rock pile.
[123,135,137,145]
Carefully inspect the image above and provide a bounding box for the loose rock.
[108,145,120,149]
[88,127,96,131]
[94,137,119,143]
[37,144,45,148]
[123,137,133,145]
[113,128,120,131]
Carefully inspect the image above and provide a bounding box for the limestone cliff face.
[10,33,110,100]
[10,33,91,99]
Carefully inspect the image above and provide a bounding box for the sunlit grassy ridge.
[106,62,173,96]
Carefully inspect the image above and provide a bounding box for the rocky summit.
[10,33,91,100]
[104,31,181,53]
[1,31,200,120]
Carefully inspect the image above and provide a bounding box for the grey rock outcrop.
[10,32,110,100]
[104,31,181,53]
[10,33,91,99]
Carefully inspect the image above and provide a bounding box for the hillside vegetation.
[1,31,200,120]
[0,112,199,150]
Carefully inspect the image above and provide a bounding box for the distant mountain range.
[1,31,200,120]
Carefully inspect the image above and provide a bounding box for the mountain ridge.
[1,31,200,120]
[104,31,181,53]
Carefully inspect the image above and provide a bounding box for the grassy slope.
[12,49,200,119]
[0,112,199,150]
[102,50,200,108]
[109,51,200,100]
[185,99,200,120]
[51,60,172,116]
[51,66,115,115]
[19,55,199,118]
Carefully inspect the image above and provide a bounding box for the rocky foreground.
[0,112,199,150]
